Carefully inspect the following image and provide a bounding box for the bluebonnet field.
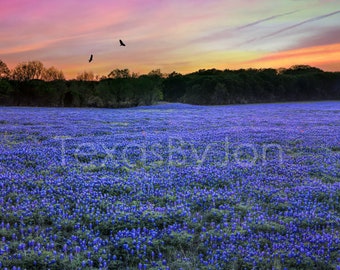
[0,101,339,269]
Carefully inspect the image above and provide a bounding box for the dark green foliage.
[0,79,13,103]
[178,66,340,104]
[162,72,186,102]
[0,65,339,107]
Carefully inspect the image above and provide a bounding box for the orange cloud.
[245,43,340,71]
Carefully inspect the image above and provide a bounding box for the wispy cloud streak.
[236,10,299,30]
[193,10,298,43]
[240,10,340,46]
[262,10,340,38]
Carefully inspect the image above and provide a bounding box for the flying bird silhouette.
[88,54,93,62]
[119,39,126,46]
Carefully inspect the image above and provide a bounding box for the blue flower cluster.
[0,102,339,269]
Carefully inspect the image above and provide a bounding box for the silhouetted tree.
[95,79,120,107]
[282,65,323,75]
[162,72,186,102]
[108,68,131,79]
[148,69,163,78]
[134,75,162,105]
[0,79,13,103]
[11,61,44,81]
[211,82,228,104]
[76,71,95,81]
[0,61,339,107]
[42,66,65,81]
[0,60,10,78]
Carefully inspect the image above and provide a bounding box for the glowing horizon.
[1,0,339,79]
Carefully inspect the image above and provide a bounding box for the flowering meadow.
[0,101,339,269]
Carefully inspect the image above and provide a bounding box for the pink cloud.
[1,0,339,78]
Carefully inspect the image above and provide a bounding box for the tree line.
[0,60,339,107]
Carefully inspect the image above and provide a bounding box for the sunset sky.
[1,0,339,79]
